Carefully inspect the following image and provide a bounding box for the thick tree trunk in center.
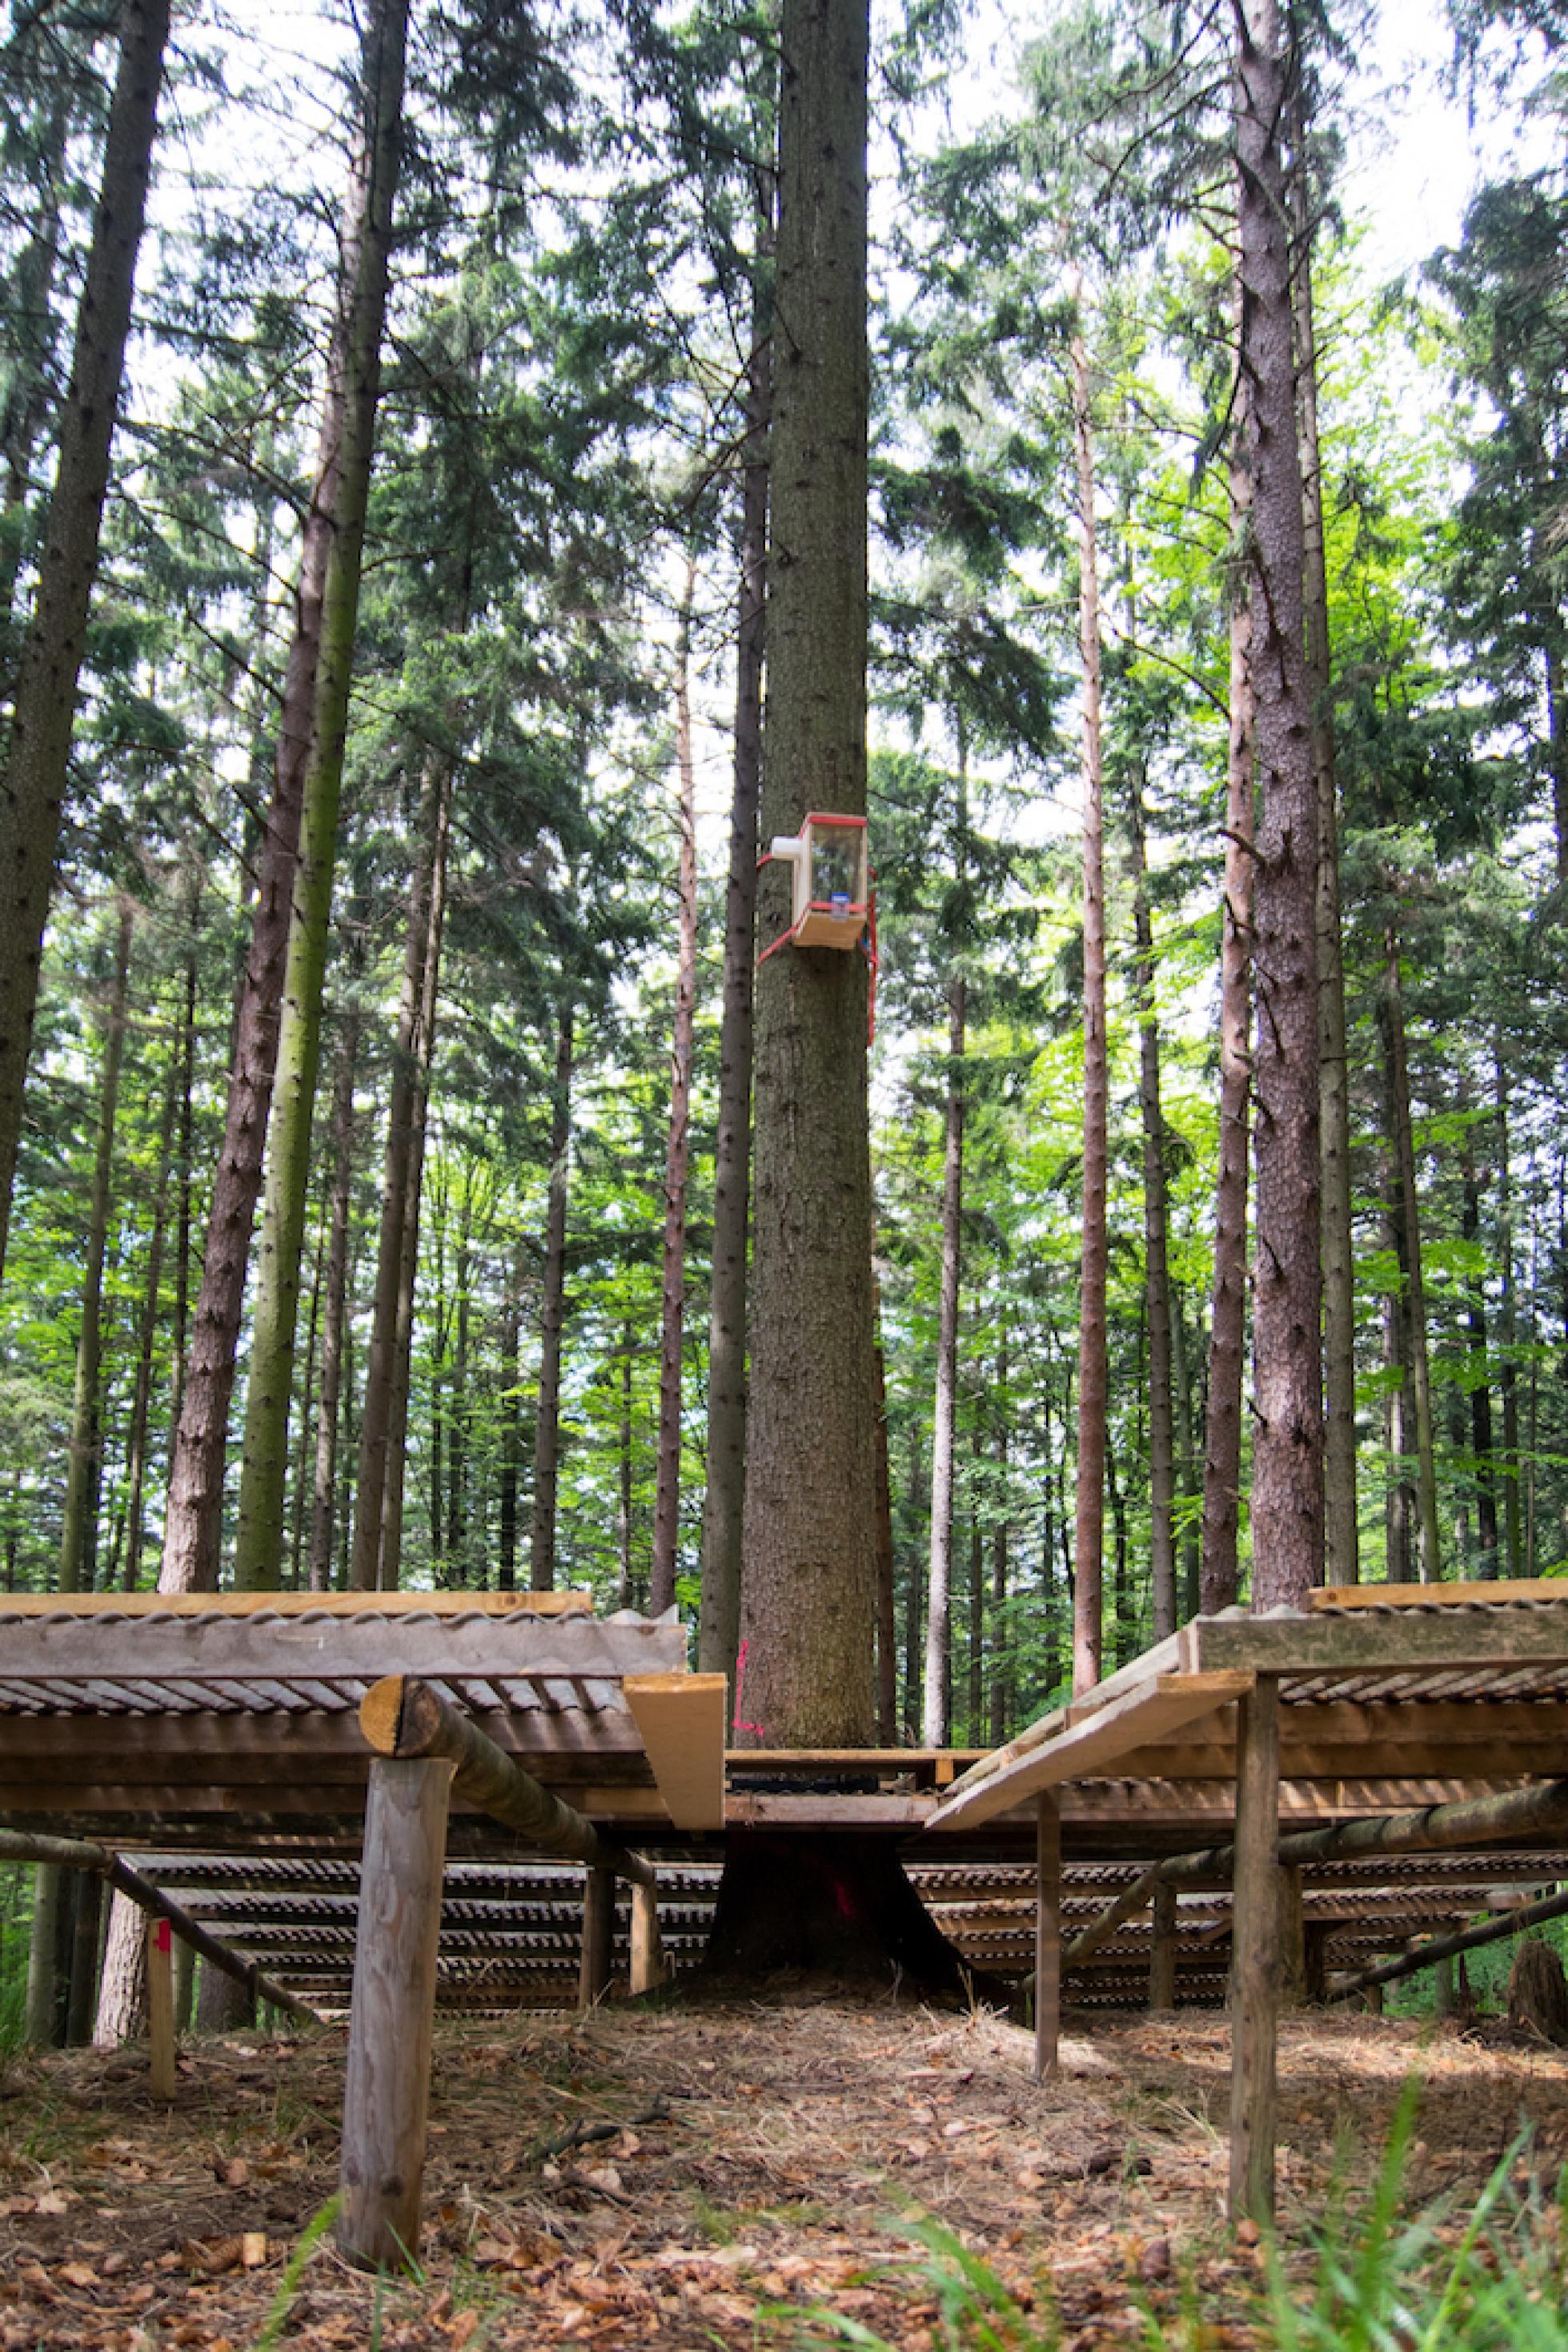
[1235,0,1322,1611]
[736,0,876,1750]
[701,1833,996,2003]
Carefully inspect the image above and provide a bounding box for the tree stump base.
[1507,1934,1568,2045]
[700,1832,1005,2005]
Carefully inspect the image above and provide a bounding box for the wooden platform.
[8,1580,1568,2021]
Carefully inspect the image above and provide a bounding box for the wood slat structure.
[9,1582,1568,2246]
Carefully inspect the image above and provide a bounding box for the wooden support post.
[1364,1979,1384,2015]
[360,1676,654,1885]
[1034,1790,1061,2082]
[1279,1866,1306,2010]
[1149,1880,1177,2013]
[629,1880,665,1996]
[579,1867,614,2009]
[338,1756,451,2273]
[1228,1676,1280,2227]
[146,1917,176,2101]
[1434,1951,1454,2018]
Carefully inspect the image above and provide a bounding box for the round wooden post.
[579,1867,614,2009]
[146,1917,176,2101]
[1034,1790,1061,2081]
[1228,1675,1281,2226]
[1279,1864,1306,2009]
[630,1880,666,1996]
[339,1756,451,2272]
[1149,1879,1177,2013]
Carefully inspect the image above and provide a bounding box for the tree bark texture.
[1381,925,1441,1580]
[650,556,701,1613]
[923,961,965,1745]
[234,0,408,1589]
[351,757,450,1589]
[0,0,170,1284]
[736,0,876,1748]
[1128,777,1177,1640]
[1236,0,1322,1611]
[121,1022,180,1588]
[307,1007,360,1590]
[1495,1045,1523,1575]
[159,0,404,1593]
[1293,147,1357,1587]
[872,1287,898,1744]
[698,215,771,1682]
[528,1006,573,1591]
[58,900,132,1593]
[1202,363,1256,1618]
[1071,323,1108,1692]
[0,80,73,657]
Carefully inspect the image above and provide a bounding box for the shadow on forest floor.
[0,1996,1564,2347]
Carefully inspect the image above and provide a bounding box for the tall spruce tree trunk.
[698,212,772,1682]
[1496,1045,1524,1575]
[1293,146,1357,1586]
[872,1303,898,1744]
[922,956,965,1745]
[1071,322,1108,1694]
[355,761,448,1589]
[1201,356,1256,1617]
[736,0,876,1748]
[58,899,132,1592]
[160,0,403,1595]
[307,1007,359,1590]
[1235,0,1323,1610]
[0,0,170,1282]
[1459,1099,1500,1572]
[528,1008,573,1592]
[989,1347,1009,1743]
[233,0,408,1590]
[0,83,73,657]
[1382,1177,1417,1583]
[121,1026,179,1587]
[497,1246,523,1592]
[650,558,701,1613]
[1381,925,1441,1580]
[617,1319,636,1605]
[1128,774,1177,1640]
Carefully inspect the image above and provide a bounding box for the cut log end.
[359,1676,407,1755]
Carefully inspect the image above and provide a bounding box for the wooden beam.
[1312,1579,1568,1610]
[933,1630,1191,1815]
[1229,1678,1281,2227]
[1034,1792,1061,2083]
[630,1880,666,1996]
[146,1917,176,2101]
[579,1868,614,2009]
[928,1674,1254,1831]
[0,1610,684,1684]
[1149,1880,1177,2013]
[360,1677,653,1885]
[0,1827,315,2021]
[338,1756,451,2272]
[1329,1883,1568,1998]
[0,1588,592,1617]
[623,1673,727,1828]
[0,1709,645,1763]
[1193,1604,1568,1675]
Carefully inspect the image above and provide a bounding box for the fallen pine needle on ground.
[0,1996,1564,2349]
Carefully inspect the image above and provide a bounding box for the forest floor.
[1,1993,1566,2350]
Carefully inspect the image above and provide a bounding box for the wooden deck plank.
[623,1674,728,1828]
[1193,1605,1568,1676]
[1312,1579,1568,1611]
[0,1590,593,1617]
[0,1612,684,1685]
[927,1673,1255,1832]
